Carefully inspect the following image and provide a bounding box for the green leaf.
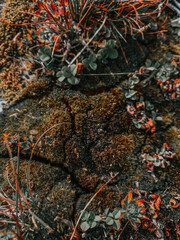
[113,220,121,230]
[154,62,160,69]
[132,119,138,124]
[107,39,116,47]
[113,209,122,219]
[68,76,80,85]
[89,62,97,70]
[108,48,118,59]
[20,141,30,150]
[160,146,165,154]
[38,47,51,62]
[81,211,89,221]
[102,58,108,64]
[145,59,152,68]
[70,64,77,76]
[58,76,66,82]
[89,211,95,221]
[103,208,110,217]
[108,213,113,218]
[94,216,101,222]
[56,71,62,78]
[106,217,114,225]
[156,116,163,121]
[125,90,136,99]
[89,221,97,228]
[80,222,90,232]
[145,101,154,111]
[40,55,51,62]
[133,119,141,129]
[147,156,155,161]
[82,58,89,67]
[130,219,138,229]
[89,53,96,62]
[136,123,142,129]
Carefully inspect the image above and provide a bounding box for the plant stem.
[70,172,119,240]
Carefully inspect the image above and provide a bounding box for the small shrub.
[24,0,167,85]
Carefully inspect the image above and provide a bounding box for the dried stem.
[70,173,119,240]
[27,122,71,198]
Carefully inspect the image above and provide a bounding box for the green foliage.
[125,89,137,100]
[82,53,97,71]
[144,59,160,71]
[145,101,154,111]
[97,40,118,64]
[79,191,147,235]
[38,47,51,63]
[80,208,121,233]
[132,119,142,129]
[56,64,80,85]
[25,1,167,85]
[104,208,121,230]
[80,211,101,232]
[142,143,175,171]
[156,64,179,82]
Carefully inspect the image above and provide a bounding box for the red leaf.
[35,9,41,15]
[51,3,56,12]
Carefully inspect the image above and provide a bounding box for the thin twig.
[77,72,148,76]
[16,135,20,238]
[117,220,129,240]
[27,122,71,198]
[29,209,54,233]
[70,173,119,240]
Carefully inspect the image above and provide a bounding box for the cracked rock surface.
[0,1,180,239]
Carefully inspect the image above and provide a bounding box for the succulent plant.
[97,40,118,64]
[82,53,97,71]
[38,47,52,63]
[121,191,147,229]
[156,64,179,83]
[103,208,122,230]
[56,64,80,85]
[80,211,101,232]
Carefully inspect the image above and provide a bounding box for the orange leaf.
[175,78,180,84]
[154,195,161,211]
[153,212,158,219]
[3,133,10,138]
[163,142,170,150]
[136,199,144,206]
[128,191,133,203]
[171,92,175,99]
[27,34,32,40]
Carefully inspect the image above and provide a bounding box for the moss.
[0,0,35,100]
[1,158,76,221]
[74,113,88,135]
[76,185,122,215]
[87,88,125,122]
[108,134,135,165]
[74,170,99,191]
[164,126,180,159]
